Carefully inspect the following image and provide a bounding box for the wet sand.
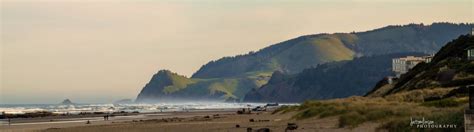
[1,109,379,132]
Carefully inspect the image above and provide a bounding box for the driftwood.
[285,123,298,131]
[237,108,252,114]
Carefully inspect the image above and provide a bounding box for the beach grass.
[273,96,467,130]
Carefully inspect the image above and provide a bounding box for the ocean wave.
[0,102,298,115]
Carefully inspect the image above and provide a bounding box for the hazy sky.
[1,0,473,104]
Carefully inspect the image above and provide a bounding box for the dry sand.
[1,109,379,132]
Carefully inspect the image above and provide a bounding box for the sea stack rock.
[60,99,75,105]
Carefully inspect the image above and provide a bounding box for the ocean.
[0,102,294,115]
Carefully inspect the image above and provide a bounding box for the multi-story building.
[467,46,474,61]
[471,27,474,35]
[392,56,433,77]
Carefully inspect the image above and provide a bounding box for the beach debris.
[256,128,270,132]
[86,120,90,124]
[213,114,220,118]
[247,128,253,132]
[190,117,212,122]
[285,123,298,131]
[204,115,210,118]
[249,119,270,122]
[237,108,252,114]
[236,124,240,128]
[252,106,266,111]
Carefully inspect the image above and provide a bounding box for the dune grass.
[421,97,468,108]
[271,105,299,114]
[273,96,467,130]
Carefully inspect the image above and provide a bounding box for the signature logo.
[410,117,457,129]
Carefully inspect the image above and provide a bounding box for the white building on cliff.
[467,46,474,61]
[471,27,474,35]
[392,56,433,77]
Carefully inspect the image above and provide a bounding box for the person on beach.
[105,114,109,120]
[8,118,11,125]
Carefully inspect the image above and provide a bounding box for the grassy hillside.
[136,23,472,102]
[191,34,356,79]
[136,70,267,102]
[367,35,474,97]
[272,36,474,131]
[192,23,471,79]
[244,53,427,102]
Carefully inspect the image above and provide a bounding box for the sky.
[1,0,473,104]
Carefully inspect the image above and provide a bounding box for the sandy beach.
[1,108,379,132]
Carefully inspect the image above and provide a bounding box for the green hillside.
[271,34,356,73]
[366,35,474,98]
[192,23,471,79]
[136,23,472,102]
[190,34,356,79]
[243,52,427,102]
[136,70,267,102]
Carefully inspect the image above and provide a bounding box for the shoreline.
[0,109,241,132]
[1,107,380,132]
[1,108,240,124]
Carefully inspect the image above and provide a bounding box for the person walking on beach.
[104,114,109,120]
[8,118,11,125]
